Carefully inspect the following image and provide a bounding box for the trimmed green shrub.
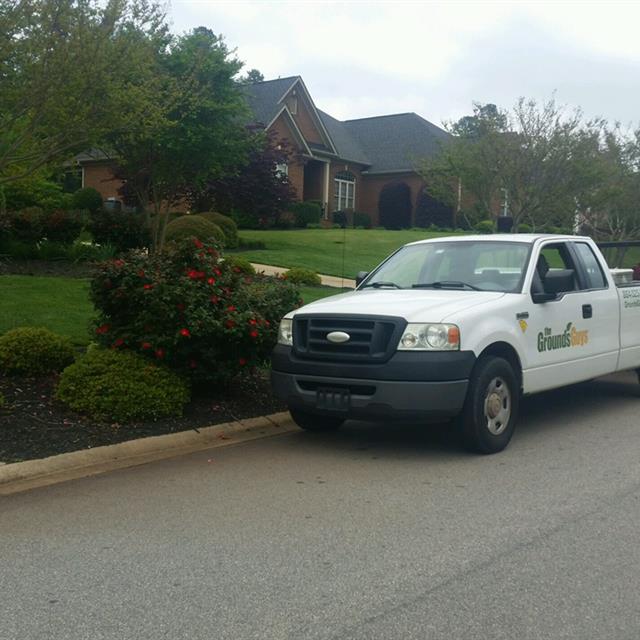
[165,215,226,246]
[549,226,573,235]
[90,238,300,383]
[353,212,372,228]
[71,188,103,213]
[90,209,150,252]
[198,212,239,248]
[284,267,322,286]
[474,220,495,234]
[56,348,190,422]
[306,222,322,229]
[332,211,347,227]
[518,223,533,233]
[0,327,75,376]
[223,255,256,275]
[290,201,322,228]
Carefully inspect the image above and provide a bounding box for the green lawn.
[237,229,640,276]
[237,228,463,277]
[0,276,345,344]
[0,276,94,345]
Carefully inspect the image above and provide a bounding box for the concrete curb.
[0,411,297,496]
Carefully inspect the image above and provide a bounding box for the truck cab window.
[534,244,578,294]
[573,242,608,290]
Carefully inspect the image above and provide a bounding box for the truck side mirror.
[356,271,369,287]
[532,291,558,304]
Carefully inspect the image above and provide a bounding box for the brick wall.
[82,162,123,200]
[358,172,426,226]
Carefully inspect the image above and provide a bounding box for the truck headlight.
[277,318,293,346]
[397,323,460,351]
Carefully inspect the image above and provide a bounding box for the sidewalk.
[250,263,355,289]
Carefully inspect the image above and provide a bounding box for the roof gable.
[243,77,451,173]
[243,76,337,154]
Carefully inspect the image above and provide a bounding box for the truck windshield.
[363,241,530,293]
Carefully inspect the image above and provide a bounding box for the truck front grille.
[293,315,405,363]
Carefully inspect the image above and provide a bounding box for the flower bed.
[0,369,284,464]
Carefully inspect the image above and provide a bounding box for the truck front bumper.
[271,346,474,421]
[271,371,468,420]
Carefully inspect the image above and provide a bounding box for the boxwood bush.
[0,327,75,376]
[474,220,495,234]
[197,212,239,248]
[290,201,322,228]
[90,238,300,383]
[283,267,322,286]
[56,348,190,422]
[164,216,226,246]
[223,255,256,275]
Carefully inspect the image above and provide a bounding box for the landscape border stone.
[0,411,296,496]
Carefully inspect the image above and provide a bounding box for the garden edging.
[0,411,296,496]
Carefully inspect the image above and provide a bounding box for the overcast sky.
[169,0,640,128]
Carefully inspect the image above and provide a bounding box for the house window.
[288,96,298,115]
[500,187,510,217]
[275,163,288,178]
[334,171,355,210]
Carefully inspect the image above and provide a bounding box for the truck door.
[523,240,619,394]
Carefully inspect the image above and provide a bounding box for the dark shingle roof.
[242,76,299,126]
[343,113,451,173]
[317,110,369,165]
[243,77,451,173]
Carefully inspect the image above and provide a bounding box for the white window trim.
[334,174,355,210]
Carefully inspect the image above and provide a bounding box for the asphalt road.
[2,371,640,640]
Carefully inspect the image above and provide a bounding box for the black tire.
[457,356,520,454]
[289,408,345,432]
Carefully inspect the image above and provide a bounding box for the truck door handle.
[582,304,593,319]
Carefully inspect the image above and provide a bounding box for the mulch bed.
[0,372,285,464]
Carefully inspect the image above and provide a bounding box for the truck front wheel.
[457,356,520,454]
[289,408,345,432]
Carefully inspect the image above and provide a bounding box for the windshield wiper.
[412,281,481,291]
[361,281,403,289]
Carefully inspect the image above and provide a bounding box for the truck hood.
[292,288,506,323]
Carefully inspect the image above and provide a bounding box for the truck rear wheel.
[457,356,520,454]
[289,408,345,432]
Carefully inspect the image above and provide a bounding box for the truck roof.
[406,233,590,247]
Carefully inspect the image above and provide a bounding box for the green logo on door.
[537,322,589,352]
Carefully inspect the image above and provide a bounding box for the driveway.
[2,372,640,639]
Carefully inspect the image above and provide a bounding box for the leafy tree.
[110,27,251,249]
[0,0,169,189]
[240,68,264,84]
[576,124,640,247]
[191,128,296,227]
[419,99,588,231]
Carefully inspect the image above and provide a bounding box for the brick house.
[79,75,452,226]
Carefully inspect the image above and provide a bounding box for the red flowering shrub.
[90,238,301,384]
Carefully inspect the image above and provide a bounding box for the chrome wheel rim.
[484,377,511,436]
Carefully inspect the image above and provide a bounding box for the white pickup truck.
[272,234,640,453]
